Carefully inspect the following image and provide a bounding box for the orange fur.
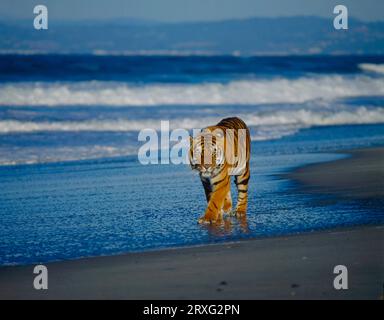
[189,117,251,224]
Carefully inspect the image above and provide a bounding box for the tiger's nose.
[203,163,212,170]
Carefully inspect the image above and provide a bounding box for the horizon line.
[1,14,384,24]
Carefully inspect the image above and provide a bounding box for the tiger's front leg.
[198,176,230,224]
[235,168,250,216]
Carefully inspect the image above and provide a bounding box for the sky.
[0,0,383,22]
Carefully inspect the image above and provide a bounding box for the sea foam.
[1,106,383,135]
[358,63,384,74]
[0,75,383,107]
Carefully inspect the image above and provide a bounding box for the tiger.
[189,117,251,224]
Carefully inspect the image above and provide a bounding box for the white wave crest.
[0,75,383,107]
[1,106,383,166]
[1,106,383,135]
[358,63,384,74]
[0,145,137,166]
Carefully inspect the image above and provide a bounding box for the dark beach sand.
[287,147,384,199]
[1,147,383,300]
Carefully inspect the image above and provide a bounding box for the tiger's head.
[189,129,225,178]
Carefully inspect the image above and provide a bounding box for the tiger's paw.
[222,203,232,214]
[222,207,232,216]
[198,215,217,224]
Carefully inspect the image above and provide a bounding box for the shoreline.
[0,225,383,299]
[0,222,381,268]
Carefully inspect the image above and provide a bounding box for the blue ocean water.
[0,55,383,265]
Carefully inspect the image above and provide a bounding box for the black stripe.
[212,176,227,186]
[236,175,250,186]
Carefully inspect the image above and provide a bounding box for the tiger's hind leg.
[234,167,250,216]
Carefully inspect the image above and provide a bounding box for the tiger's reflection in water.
[202,214,250,237]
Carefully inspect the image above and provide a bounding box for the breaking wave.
[1,104,383,166]
[0,75,383,107]
[1,106,383,135]
[358,63,384,74]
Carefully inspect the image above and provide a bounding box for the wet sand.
[286,147,384,199]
